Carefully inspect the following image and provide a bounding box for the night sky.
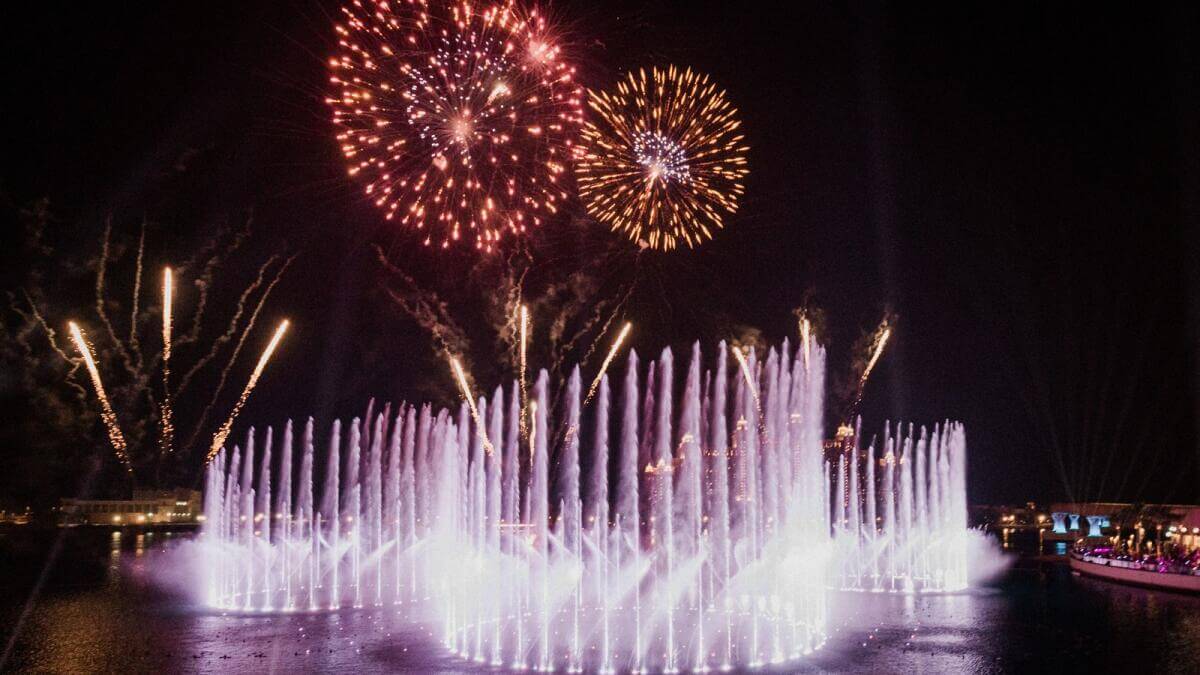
[2,1,1197,508]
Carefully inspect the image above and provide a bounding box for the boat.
[1069,551,1200,593]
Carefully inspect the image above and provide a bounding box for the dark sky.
[2,1,1197,506]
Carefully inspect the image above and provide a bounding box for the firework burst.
[329,0,583,253]
[576,65,749,251]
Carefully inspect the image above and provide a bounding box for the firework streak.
[207,320,289,463]
[68,322,132,472]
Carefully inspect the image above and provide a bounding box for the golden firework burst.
[576,65,749,251]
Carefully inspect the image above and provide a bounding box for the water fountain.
[198,338,970,670]
[828,421,969,592]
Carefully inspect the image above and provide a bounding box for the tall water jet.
[830,421,970,592]
[197,339,968,670]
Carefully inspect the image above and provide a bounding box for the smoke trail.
[14,291,87,398]
[93,219,139,382]
[577,279,638,367]
[490,248,532,371]
[176,253,282,396]
[176,220,253,350]
[129,221,146,367]
[374,244,470,357]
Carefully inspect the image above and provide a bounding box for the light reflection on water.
[1,529,1198,674]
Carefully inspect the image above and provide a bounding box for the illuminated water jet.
[196,338,972,671]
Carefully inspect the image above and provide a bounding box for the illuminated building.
[643,456,680,547]
[59,488,202,526]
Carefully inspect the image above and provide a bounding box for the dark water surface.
[2,528,1197,674]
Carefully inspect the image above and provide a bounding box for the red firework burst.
[328,0,584,253]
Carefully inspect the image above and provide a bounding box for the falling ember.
[160,267,174,454]
[584,321,631,405]
[207,320,290,463]
[68,321,131,472]
[328,0,583,253]
[576,65,750,251]
[449,355,494,455]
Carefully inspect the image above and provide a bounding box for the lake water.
[2,528,1198,673]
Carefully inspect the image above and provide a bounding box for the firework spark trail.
[847,319,892,419]
[732,343,772,447]
[184,255,294,455]
[519,303,530,437]
[495,250,532,370]
[556,269,634,368]
[576,65,750,251]
[329,0,583,253]
[207,319,289,463]
[129,222,145,367]
[374,245,470,356]
[11,295,87,400]
[68,321,131,472]
[449,355,495,455]
[176,254,279,395]
[160,267,174,455]
[584,321,631,406]
[732,345,759,405]
[94,220,139,381]
[578,277,639,366]
[858,323,891,390]
[544,274,601,369]
[15,292,86,392]
[176,222,253,350]
[530,272,619,382]
[162,268,174,367]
